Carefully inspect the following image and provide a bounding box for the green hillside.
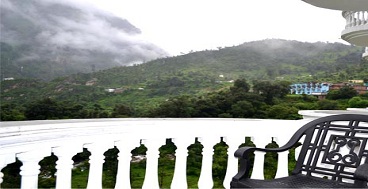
[1,39,367,118]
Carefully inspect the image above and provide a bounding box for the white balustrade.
[197,136,219,189]
[274,137,290,178]
[222,136,244,189]
[0,118,306,189]
[343,11,368,29]
[250,137,270,180]
[53,142,84,189]
[170,138,193,189]
[86,140,115,189]
[17,148,51,189]
[142,138,166,189]
[114,137,141,189]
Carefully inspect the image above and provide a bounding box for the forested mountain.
[1,39,367,115]
[0,0,167,80]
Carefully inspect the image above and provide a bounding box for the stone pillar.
[197,136,219,189]
[170,137,193,189]
[250,137,269,179]
[86,142,114,189]
[274,137,289,178]
[223,136,244,189]
[114,138,140,189]
[141,138,165,189]
[53,144,83,189]
[17,149,51,189]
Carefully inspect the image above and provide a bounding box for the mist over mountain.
[0,0,168,80]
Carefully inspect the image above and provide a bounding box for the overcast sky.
[82,0,348,55]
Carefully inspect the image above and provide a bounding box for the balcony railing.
[0,118,310,189]
[343,11,368,29]
[341,11,368,46]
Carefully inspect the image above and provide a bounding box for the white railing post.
[170,137,193,189]
[86,141,114,189]
[0,154,16,186]
[53,143,84,189]
[250,137,270,179]
[141,138,165,189]
[222,136,244,189]
[114,137,140,189]
[197,136,219,189]
[17,149,51,189]
[274,137,289,178]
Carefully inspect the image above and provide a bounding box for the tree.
[317,99,339,110]
[150,96,197,117]
[0,104,25,121]
[111,104,133,118]
[327,86,358,100]
[230,100,254,118]
[253,80,291,104]
[348,97,368,108]
[24,98,62,120]
[266,105,301,120]
[230,79,250,94]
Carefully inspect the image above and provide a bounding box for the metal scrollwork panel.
[322,135,367,168]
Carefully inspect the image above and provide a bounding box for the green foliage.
[111,104,134,118]
[213,141,229,187]
[0,103,25,121]
[317,99,339,110]
[348,97,368,108]
[266,105,302,120]
[327,86,358,100]
[253,80,291,104]
[24,98,62,120]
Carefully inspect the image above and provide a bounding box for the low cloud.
[1,0,168,73]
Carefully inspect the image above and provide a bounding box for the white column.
[141,138,165,189]
[17,149,51,189]
[53,144,83,189]
[274,137,289,178]
[0,154,16,186]
[170,137,193,189]
[197,137,219,189]
[114,138,140,189]
[86,142,114,189]
[222,136,244,189]
[350,12,354,27]
[250,137,269,180]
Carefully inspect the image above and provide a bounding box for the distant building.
[348,80,364,84]
[3,77,14,81]
[290,82,330,95]
[105,89,115,93]
[114,88,126,93]
[330,83,368,95]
